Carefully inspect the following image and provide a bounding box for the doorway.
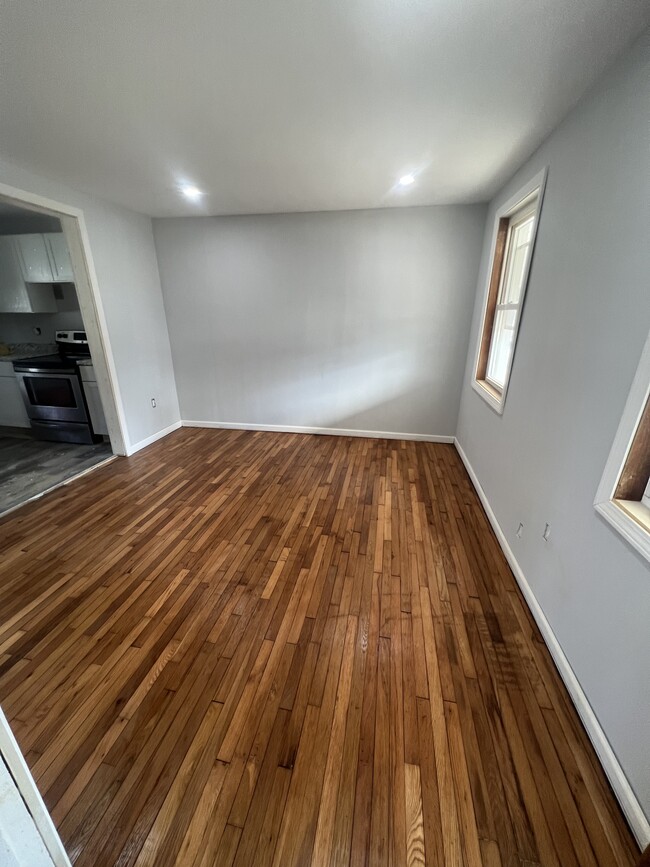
[0,185,127,516]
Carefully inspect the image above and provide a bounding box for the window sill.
[471,378,505,415]
[594,498,650,563]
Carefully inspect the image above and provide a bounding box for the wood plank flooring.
[0,428,640,866]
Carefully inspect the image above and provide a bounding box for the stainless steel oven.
[15,366,88,423]
[12,331,99,444]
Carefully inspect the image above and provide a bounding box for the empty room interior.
[0,2,648,866]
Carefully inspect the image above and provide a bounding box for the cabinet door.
[0,237,31,312]
[0,376,30,427]
[24,284,57,313]
[45,233,74,281]
[14,234,55,283]
[82,377,109,436]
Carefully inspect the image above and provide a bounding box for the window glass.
[486,307,517,388]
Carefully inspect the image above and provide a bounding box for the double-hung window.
[473,168,547,413]
[595,334,650,563]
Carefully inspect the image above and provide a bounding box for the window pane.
[516,215,534,245]
[502,239,529,303]
[486,307,518,389]
[500,215,534,305]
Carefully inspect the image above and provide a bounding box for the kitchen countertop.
[0,343,58,363]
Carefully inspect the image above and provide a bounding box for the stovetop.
[12,354,82,373]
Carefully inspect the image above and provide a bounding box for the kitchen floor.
[0,432,112,515]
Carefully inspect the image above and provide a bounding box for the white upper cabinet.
[0,236,30,312]
[0,232,73,311]
[14,233,55,282]
[45,232,74,281]
[0,236,57,313]
[11,232,74,283]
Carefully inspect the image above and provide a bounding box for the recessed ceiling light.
[398,173,416,187]
[180,184,203,201]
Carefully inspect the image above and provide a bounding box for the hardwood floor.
[0,427,640,866]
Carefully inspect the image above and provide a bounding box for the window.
[473,168,547,413]
[595,331,650,563]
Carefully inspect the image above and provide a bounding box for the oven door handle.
[15,367,77,375]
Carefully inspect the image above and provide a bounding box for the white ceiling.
[0,1,647,217]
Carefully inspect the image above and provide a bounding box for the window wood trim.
[595,330,650,563]
[476,216,509,386]
[472,167,548,415]
[614,397,650,501]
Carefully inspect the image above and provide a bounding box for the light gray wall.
[0,285,83,345]
[0,157,180,448]
[0,310,83,345]
[154,206,486,436]
[457,32,650,815]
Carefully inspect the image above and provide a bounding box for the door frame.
[0,181,128,455]
[0,707,71,866]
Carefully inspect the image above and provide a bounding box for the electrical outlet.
[151,398,157,408]
[516,522,524,539]
[543,523,551,542]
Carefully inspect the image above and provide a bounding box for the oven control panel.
[56,330,88,345]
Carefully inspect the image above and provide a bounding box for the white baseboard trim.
[126,420,183,456]
[454,438,650,849]
[182,419,454,443]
